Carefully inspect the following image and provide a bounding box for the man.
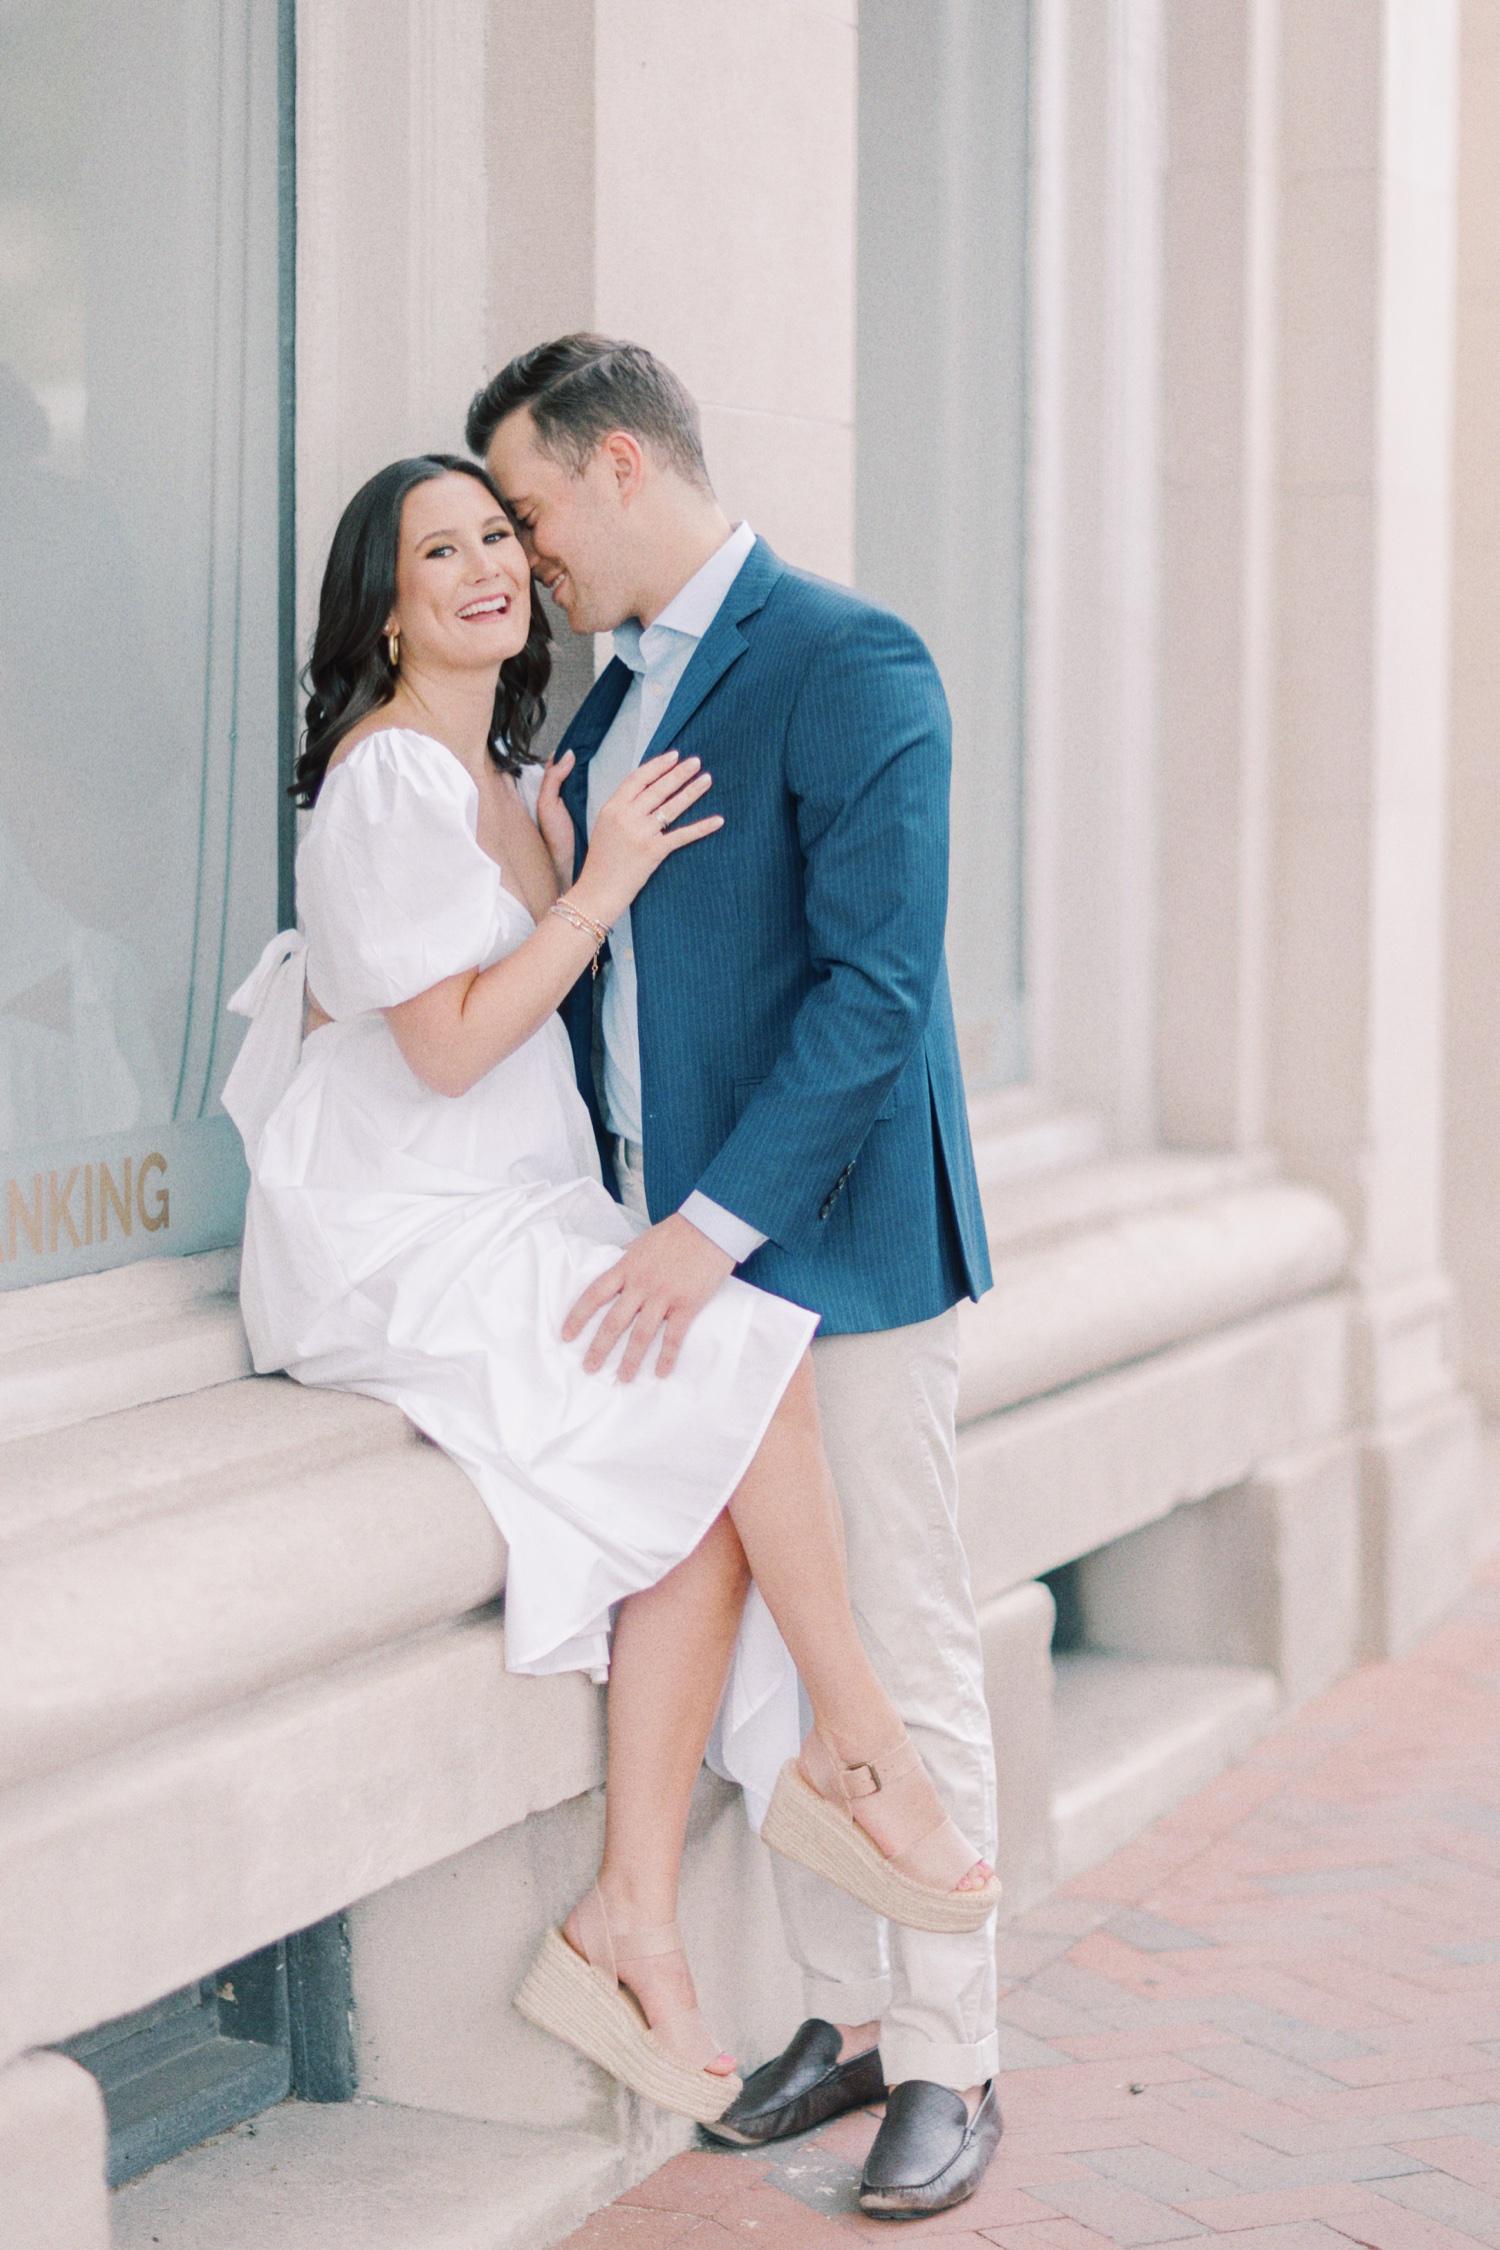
[469,335,1000,2219]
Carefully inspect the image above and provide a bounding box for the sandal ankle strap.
[816,1730,921,1806]
[572,1889,726,2071]
[611,1922,686,1968]
[573,1884,688,1982]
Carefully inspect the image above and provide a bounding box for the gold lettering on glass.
[5,1176,45,1262]
[47,1170,83,1254]
[98,1160,133,1242]
[137,1153,170,1234]
[0,1154,171,1265]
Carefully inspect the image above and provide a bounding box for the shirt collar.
[613,520,756,673]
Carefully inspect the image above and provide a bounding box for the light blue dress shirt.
[585,519,765,1263]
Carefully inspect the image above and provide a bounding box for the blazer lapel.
[558,656,632,875]
[559,655,632,761]
[552,540,785,869]
[640,536,785,761]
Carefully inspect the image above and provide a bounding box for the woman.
[223,454,998,2124]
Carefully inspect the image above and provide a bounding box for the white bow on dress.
[221,929,309,1161]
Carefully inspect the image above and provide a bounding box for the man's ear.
[602,429,646,499]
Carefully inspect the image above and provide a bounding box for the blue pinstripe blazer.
[557,536,993,1337]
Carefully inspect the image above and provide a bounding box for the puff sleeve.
[298,730,504,1019]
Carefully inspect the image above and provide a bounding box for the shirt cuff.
[680,1190,768,1265]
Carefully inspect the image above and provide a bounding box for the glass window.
[0,0,289,1289]
[856,0,1031,1092]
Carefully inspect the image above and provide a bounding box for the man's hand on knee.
[564,1215,735,1381]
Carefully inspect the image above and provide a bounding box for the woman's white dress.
[223,728,817,1820]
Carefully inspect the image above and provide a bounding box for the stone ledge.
[0,1152,1347,1451]
[0,1156,1358,2063]
[0,1249,248,1444]
[960,1167,1349,1422]
[0,1614,604,2063]
[975,1145,1275,1252]
[0,1158,1352,1798]
[958,1290,1350,1598]
[0,1397,503,1788]
[0,1376,419,1558]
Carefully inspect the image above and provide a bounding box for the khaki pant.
[619,1140,1000,2089]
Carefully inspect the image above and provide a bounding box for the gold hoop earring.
[387,629,400,669]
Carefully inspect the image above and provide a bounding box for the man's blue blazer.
[557,536,993,1338]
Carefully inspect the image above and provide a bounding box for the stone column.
[1443,0,1500,1428]
[485,0,855,711]
[1156,0,1279,1152]
[295,0,489,631]
[487,0,854,580]
[1133,4,1361,1704]
[590,0,857,582]
[1268,0,1478,1650]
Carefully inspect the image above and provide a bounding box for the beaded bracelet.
[549,895,610,975]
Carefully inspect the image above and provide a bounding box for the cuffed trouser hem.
[800,1973,894,2029]
[880,2027,1001,2093]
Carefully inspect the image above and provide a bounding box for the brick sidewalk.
[561,1555,1500,2248]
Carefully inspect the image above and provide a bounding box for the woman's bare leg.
[566,1510,751,2070]
[726,1355,991,1890]
[561,1351,984,2091]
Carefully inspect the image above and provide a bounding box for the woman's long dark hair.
[291,454,551,806]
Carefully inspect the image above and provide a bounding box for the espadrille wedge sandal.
[514,1884,741,2124]
[762,1729,1003,1935]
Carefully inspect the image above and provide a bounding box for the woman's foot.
[761,1727,1002,1935]
[561,1887,735,2076]
[514,1882,740,2124]
[811,1730,995,1895]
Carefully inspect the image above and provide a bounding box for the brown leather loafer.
[701,2017,884,2147]
[858,2077,1003,2215]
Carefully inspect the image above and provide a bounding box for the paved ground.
[561,1554,1500,2247]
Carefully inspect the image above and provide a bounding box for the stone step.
[1050,1649,1279,1881]
[958,1288,1348,1602]
[979,1147,1273,1255]
[0,1375,410,1556]
[111,2096,630,2250]
[959,1174,1348,1422]
[0,1612,604,2062]
[0,1392,503,1789]
[0,1251,249,1444]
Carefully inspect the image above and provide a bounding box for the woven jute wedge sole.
[762,1761,1003,1935]
[514,1929,741,2124]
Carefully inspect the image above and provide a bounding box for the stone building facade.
[1,2,1495,2244]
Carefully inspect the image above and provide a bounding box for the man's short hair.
[466,334,712,489]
